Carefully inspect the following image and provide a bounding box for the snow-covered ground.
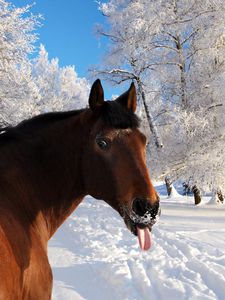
[48,183,225,300]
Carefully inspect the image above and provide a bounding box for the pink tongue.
[137,227,152,251]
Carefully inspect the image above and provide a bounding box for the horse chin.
[123,215,152,237]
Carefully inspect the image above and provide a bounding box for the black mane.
[0,109,85,143]
[0,100,139,143]
[16,109,85,133]
[101,101,140,129]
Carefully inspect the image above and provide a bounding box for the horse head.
[82,79,160,250]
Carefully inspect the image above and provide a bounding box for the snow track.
[49,193,225,300]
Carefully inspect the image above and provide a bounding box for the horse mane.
[0,109,86,143]
[101,101,140,129]
[0,100,140,144]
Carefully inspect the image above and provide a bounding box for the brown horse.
[0,80,160,299]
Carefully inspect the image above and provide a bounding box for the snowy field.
[48,183,225,300]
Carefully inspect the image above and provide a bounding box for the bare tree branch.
[166,9,217,25]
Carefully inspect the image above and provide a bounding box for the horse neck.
[3,112,88,241]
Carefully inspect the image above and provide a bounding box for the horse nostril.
[132,198,149,216]
[132,198,160,218]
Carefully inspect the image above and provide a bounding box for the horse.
[0,79,160,299]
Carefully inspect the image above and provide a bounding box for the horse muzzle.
[121,198,161,251]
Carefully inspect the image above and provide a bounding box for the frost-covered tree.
[32,45,89,113]
[0,0,40,125]
[149,0,225,198]
[0,1,89,126]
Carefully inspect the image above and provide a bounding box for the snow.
[48,184,225,300]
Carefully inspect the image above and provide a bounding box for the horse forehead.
[92,121,145,142]
[103,128,142,141]
[109,129,146,149]
[110,128,132,139]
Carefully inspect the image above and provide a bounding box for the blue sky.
[11,0,122,98]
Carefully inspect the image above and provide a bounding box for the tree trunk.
[136,79,163,148]
[192,185,201,205]
[165,176,172,196]
[173,1,187,109]
[217,189,224,203]
[176,36,187,108]
[182,182,191,195]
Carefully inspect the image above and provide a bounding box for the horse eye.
[96,138,110,150]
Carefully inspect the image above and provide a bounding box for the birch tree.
[152,0,225,199]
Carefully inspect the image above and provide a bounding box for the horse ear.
[89,79,104,112]
[117,82,137,113]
